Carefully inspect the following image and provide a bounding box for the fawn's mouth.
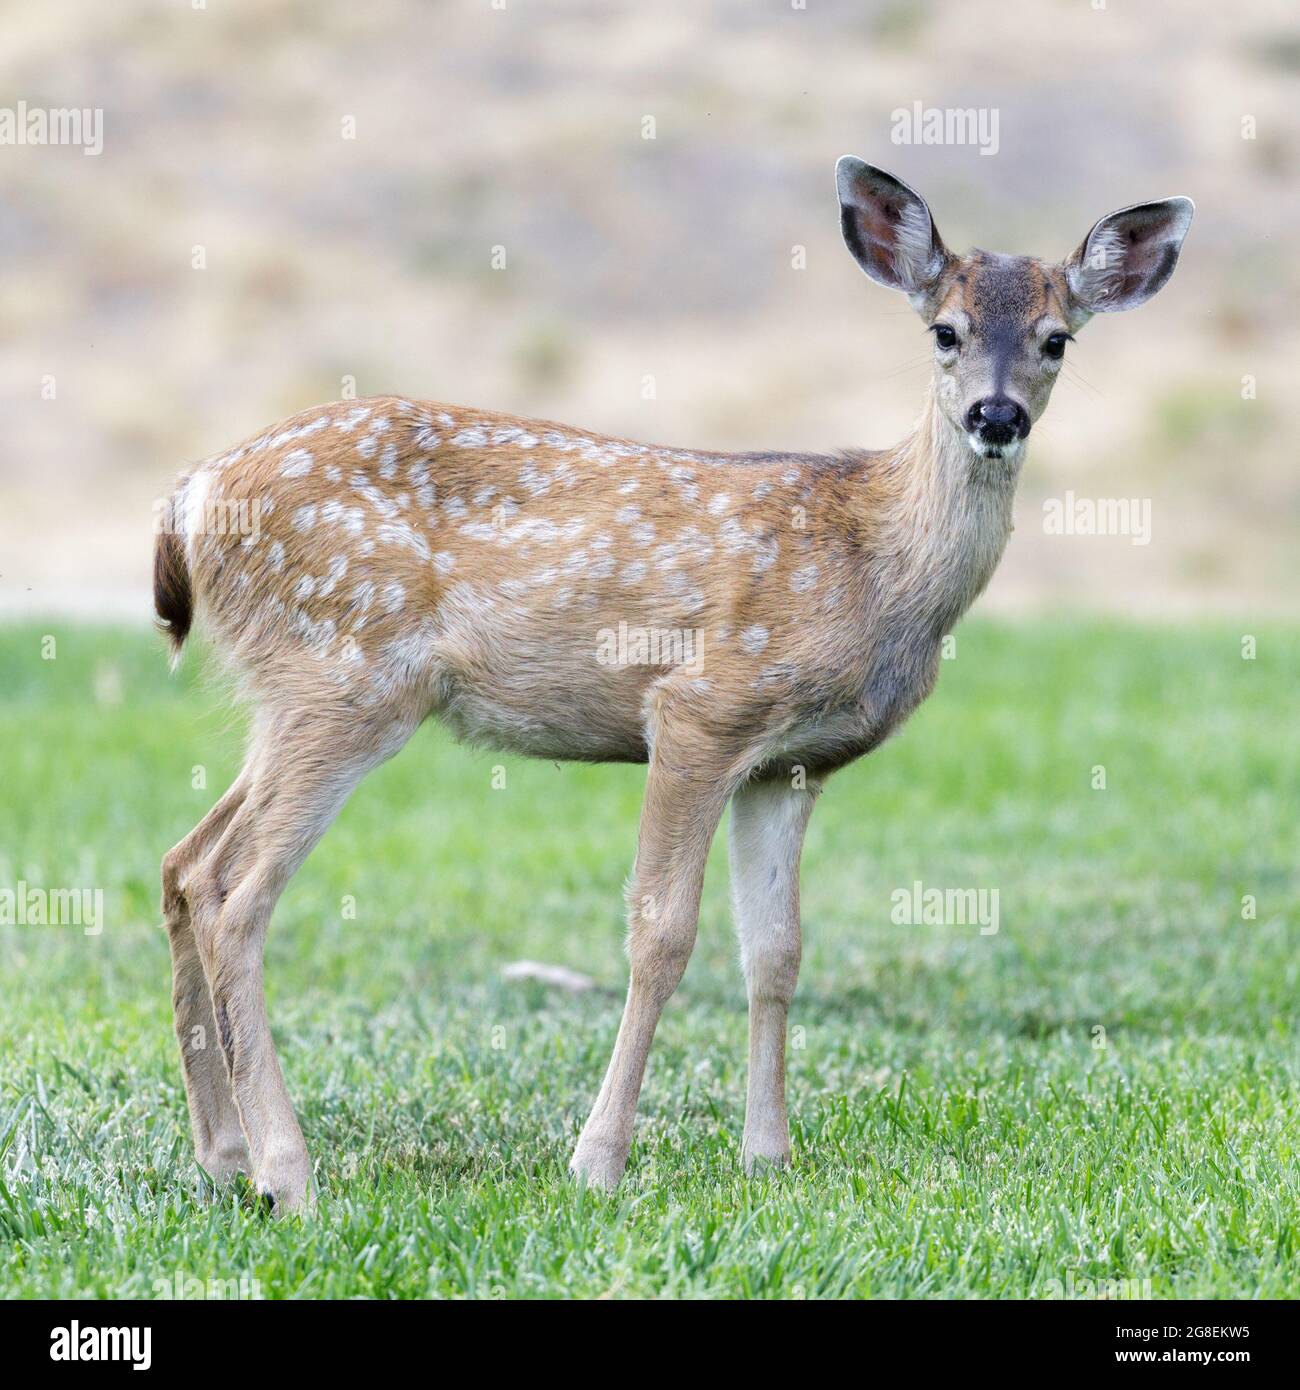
[968,434,1025,464]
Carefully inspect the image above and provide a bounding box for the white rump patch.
[180,470,211,554]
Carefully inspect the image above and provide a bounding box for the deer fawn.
[155,159,1192,1210]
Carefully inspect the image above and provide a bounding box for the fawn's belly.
[435,675,652,763]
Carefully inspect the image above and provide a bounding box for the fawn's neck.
[864,384,1021,633]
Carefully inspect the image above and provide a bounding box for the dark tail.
[153,519,192,668]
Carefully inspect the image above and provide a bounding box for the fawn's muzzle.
[965,398,1030,446]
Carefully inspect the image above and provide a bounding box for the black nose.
[964,397,1030,445]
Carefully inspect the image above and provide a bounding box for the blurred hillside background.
[1,0,1296,620]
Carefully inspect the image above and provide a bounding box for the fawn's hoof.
[741,1138,791,1176]
[252,1151,314,1216]
[569,1133,628,1193]
[196,1138,251,1185]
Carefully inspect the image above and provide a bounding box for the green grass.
[0,619,1297,1299]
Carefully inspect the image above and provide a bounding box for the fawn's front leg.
[570,707,740,1191]
[728,776,819,1171]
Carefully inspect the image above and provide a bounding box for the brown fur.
[156,162,1192,1206]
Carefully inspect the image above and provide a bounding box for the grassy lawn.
[0,619,1296,1299]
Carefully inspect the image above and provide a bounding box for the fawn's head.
[836,158,1194,466]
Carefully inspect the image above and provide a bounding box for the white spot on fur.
[350,472,398,519]
[518,463,551,497]
[492,425,537,448]
[380,582,406,614]
[317,555,348,597]
[790,563,819,593]
[280,449,313,478]
[739,625,770,654]
[293,504,317,532]
[751,538,779,573]
[378,519,431,561]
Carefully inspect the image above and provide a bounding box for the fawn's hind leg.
[185,706,417,1214]
[162,771,253,1181]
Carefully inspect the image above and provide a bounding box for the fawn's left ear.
[836,157,950,307]
[1065,197,1195,318]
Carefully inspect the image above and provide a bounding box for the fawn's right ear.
[836,157,950,304]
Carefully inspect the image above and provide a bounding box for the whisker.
[870,353,932,382]
[1064,362,1102,398]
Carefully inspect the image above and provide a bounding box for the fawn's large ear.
[1065,197,1194,318]
[836,157,950,303]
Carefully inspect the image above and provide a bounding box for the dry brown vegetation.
[2,0,1297,617]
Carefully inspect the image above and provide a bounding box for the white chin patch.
[968,435,1025,465]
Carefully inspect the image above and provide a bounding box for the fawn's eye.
[931,324,959,351]
[1043,332,1070,360]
